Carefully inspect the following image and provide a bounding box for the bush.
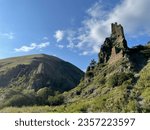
[107,72,133,87]
[99,77,106,85]
[124,100,137,112]
[36,87,54,105]
[107,74,118,87]
[37,87,53,98]
[3,89,19,99]
[5,94,36,107]
[85,71,94,78]
[48,95,64,106]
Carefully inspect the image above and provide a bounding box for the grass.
[0,53,150,113]
[0,106,54,113]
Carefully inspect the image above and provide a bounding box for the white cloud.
[43,37,48,40]
[79,51,89,56]
[105,0,150,35]
[0,32,15,39]
[66,30,76,48]
[15,42,49,52]
[57,44,64,49]
[54,30,64,42]
[65,0,150,55]
[37,42,49,48]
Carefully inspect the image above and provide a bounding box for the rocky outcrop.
[99,22,128,64]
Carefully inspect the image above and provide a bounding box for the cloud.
[43,37,48,40]
[64,0,150,55]
[0,32,15,39]
[15,42,49,52]
[105,0,150,36]
[37,42,49,48]
[54,30,64,42]
[79,51,89,56]
[57,44,64,49]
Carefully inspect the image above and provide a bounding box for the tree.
[36,87,54,105]
[48,95,64,106]
[90,59,96,68]
[86,59,96,72]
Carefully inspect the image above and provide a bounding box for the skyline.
[0,0,150,71]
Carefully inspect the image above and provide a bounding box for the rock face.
[0,54,84,92]
[85,23,129,82]
[99,22,128,64]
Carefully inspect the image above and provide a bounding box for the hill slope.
[59,23,150,112]
[0,54,84,109]
[0,54,84,91]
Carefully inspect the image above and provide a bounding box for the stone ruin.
[99,22,128,64]
[85,23,129,83]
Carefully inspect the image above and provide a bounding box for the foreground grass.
[0,105,65,113]
[0,100,91,113]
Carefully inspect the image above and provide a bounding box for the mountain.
[0,54,84,91]
[58,23,150,113]
[1,23,150,112]
[0,54,84,109]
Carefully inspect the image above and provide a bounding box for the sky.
[0,0,150,71]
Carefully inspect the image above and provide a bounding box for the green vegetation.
[0,54,84,112]
[36,87,54,105]
[48,95,64,106]
[107,72,134,87]
[0,54,84,93]
[1,59,150,113]
[0,43,150,113]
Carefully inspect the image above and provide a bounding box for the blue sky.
[0,0,150,71]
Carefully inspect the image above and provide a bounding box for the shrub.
[142,100,150,112]
[124,100,137,112]
[107,72,133,87]
[37,87,53,99]
[107,74,118,87]
[5,94,36,107]
[48,95,64,106]
[36,87,54,105]
[99,77,106,85]
[118,73,133,85]
[3,89,19,99]
[85,71,94,78]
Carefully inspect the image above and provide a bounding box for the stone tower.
[111,22,125,38]
[99,23,128,64]
[111,22,127,49]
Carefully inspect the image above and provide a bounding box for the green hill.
[0,54,84,109]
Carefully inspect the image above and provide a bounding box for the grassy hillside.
[0,54,84,109]
[1,54,150,113]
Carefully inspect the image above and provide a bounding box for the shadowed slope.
[0,54,84,92]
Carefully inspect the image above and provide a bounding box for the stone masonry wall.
[108,47,124,64]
